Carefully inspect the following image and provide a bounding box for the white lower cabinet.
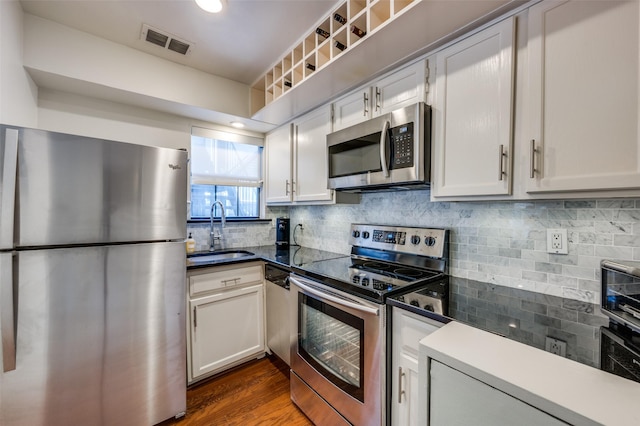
[391,308,443,426]
[187,262,265,385]
[428,360,568,425]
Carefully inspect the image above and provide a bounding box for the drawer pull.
[221,277,241,286]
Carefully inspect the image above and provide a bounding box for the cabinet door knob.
[363,93,369,116]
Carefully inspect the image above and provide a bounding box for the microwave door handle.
[379,120,390,178]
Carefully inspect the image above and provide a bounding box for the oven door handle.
[291,276,379,316]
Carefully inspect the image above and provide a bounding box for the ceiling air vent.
[141,24,193,55]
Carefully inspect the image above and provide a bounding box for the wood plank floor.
[160,355,312,426]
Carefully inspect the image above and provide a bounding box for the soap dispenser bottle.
[186,232,196,254]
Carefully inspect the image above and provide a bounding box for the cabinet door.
[391,308,442,426]
[333,88,372,131]
[374,59,427,116]
[265,124,293,204]
[526,0,640,194]
[429,360,568,425]
[265,281,291,365]
[294,106,334,202]
[189,283,265,380]
[431,17,516,197]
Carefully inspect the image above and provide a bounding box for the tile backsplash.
[187,206,287,251]
[288,191,640,304]
[187,192,640,304]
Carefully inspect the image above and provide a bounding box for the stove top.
[291,224,449,303]
[292,256,444,303]
[387,278,450,318]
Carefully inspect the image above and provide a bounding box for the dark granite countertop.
[186,245,608,368]
[186,245,348,271]
[388,277,609,368]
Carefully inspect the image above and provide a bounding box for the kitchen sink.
[187,250,255,263]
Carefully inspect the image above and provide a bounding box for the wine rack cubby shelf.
[250,0,417,114]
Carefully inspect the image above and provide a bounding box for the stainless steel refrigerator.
[0,125,188,425]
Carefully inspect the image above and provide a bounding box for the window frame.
[189,126,265,221]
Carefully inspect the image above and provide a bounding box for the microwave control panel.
[389,122,414,169]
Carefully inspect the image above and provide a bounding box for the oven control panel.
[349,224,448,258]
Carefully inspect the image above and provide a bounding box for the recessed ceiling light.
[230,121,245,129]
[195,0,223,13]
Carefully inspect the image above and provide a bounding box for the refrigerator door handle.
[1,253,16,372]
[0,128,18,250]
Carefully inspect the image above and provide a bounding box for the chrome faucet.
[209,200,226,251]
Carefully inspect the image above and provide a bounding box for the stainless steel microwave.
[326,102,431,191]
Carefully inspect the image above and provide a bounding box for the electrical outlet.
[545,336,567,357]
[546,229,568,254]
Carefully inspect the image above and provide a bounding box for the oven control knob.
[352,230,360,238]
[410,235,421,245]
[361,277,369,287]
[410,300,420,307]
[424,303,435,312]
[362,231,370,239]
[425,237,436,246]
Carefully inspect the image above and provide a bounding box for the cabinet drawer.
[189,262,263,296]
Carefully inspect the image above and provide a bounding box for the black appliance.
[601,323,640,383]
[276,217,290,247]
[600,259,640,383]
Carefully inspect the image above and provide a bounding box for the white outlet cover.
[546,229,568,255]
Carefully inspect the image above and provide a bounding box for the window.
[190,127,263,220]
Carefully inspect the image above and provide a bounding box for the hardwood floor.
[161,355,312,426]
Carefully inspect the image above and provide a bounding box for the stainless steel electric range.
[289,224,449,426]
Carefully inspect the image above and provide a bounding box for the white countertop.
[419,322,640,426]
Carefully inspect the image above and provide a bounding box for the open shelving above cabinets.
[250,0,525,126]
[251,0,411,115]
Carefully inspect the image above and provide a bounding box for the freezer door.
[0,242,187,426]
[14,127,187,246]
[0,128,18,250]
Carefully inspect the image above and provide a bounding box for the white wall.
[0,1,38,126]
[23,13,251,119]
[38,89,191,150]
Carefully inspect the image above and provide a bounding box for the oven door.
[290,274,385,426]
[600,326,640,383]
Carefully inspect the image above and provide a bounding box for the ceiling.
[19,0,341,86]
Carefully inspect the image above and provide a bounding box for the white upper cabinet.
[265,104,352,205]
[332,59,427,131]
[431,17,516,198]
[293,106,334,202]
[264,124,293,204]
[526,0,640,194]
